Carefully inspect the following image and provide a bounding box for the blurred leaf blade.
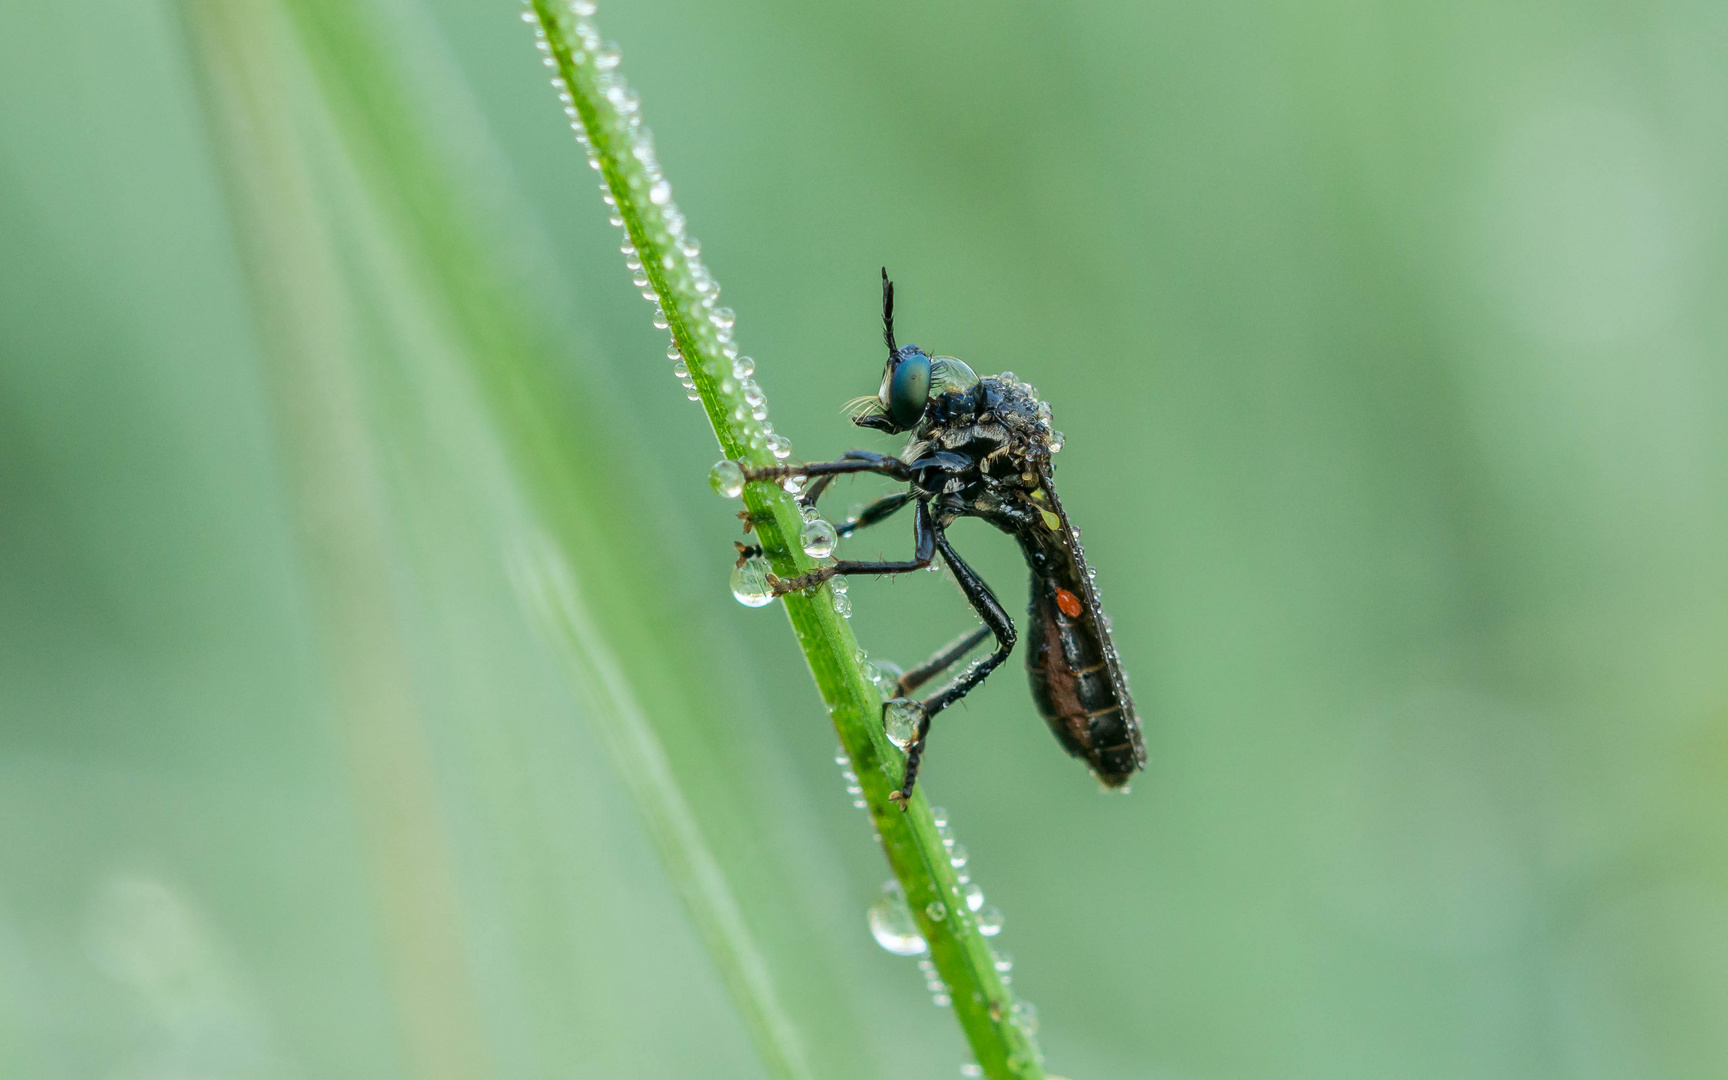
[176,0,880,1075]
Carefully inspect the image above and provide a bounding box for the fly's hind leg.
[888,533,1017,806]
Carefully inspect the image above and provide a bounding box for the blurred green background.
[3,0,1726,1077]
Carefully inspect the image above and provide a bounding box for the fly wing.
[1024,459,1145,784]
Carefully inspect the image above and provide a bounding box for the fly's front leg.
[742,449,911,491]
[887,533,1017,806]
[768,498,935,596]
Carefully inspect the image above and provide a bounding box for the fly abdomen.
[1025,571,1140,787]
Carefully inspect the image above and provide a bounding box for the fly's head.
[847,269,981,436]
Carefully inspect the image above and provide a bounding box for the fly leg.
[743,449,911,490]
[736,452,910,564]
[739,492,910,566]
[767,498,935,596]
[836,492,913,538]
[888,533,1017,806]
[893,623,992,696]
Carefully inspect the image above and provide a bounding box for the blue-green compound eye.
[887,349,931,428]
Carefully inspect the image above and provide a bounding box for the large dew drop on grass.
[867,880,926,956]
[800,518,837,558]
[730,556,774,607]
[709,460,745,498]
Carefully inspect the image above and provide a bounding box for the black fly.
[738,270,1144,805]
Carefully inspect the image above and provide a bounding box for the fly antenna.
[881,266,898,359]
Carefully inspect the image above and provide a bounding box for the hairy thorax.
[901,375,1059,527]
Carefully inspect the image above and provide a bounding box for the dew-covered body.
[900,375,1142,786]
[737,271,1144,801]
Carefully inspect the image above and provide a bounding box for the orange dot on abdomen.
[1055,587,1083,618]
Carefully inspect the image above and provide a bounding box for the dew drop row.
[522,0,790,463]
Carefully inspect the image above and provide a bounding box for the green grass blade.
[525,3,1046,1076]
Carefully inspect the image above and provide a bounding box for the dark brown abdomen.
[1025,571,1141,786]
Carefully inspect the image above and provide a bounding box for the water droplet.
[948,843,969,869]
[925,900,947,922]
[672,360,689,378]
[800,518,837,558]
[1011,1001,1039,1036]
[781,476,802,494]
[883,700,919,751]
[1049,430,1065,452]
[742,381,765,407]
[867,881,926,956]
[963,882,984,912]
[732,355,755,378]
[932,993,952,1008]
[869,659,903,699]
[766,434,793,460]
[991,949,1012,973]
[730,556,775,607]
[649,179,671,205]
[652,311,669,330]
[961,1066,983,1079]
[833,592,852,618]
[1001,371,1017,382]
[711,306,736,329]
[709,460,745,498]
[929,805,949,828]
[829,575,848,596]
[976,905,1004,936]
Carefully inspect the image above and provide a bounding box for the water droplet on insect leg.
[866,881,926,956]
[730,556,774,607]
[883,700,919,751]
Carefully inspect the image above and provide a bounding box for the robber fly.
[736,270,1144,805]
